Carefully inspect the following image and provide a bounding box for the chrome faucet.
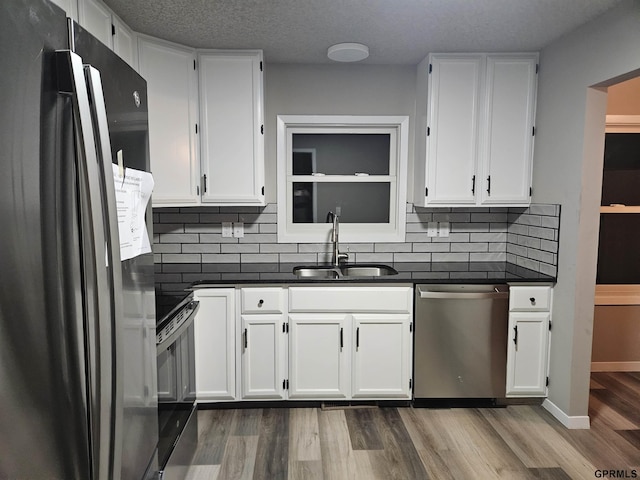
[329,211,349,266]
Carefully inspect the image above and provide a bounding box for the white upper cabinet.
[423,55,482,205]
[112,15,138,70]
[50,0,78,20]
[479,56,538,205]
[415,53,538,207]
[138,36,200,206]
[198,50,265,206]
[78,0,112,48]
[77,0,138,70]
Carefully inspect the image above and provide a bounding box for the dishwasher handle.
[417,287,509,300]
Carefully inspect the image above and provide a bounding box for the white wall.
[534,0,640,419]
[264,64,417,204]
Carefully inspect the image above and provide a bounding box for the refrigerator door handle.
[56,50,120,480]
[84,65,125,480]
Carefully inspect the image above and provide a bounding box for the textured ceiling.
[103,0,623,65]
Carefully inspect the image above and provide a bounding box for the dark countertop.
[189,262,556,287]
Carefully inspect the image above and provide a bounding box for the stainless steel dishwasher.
[414,284,509,402]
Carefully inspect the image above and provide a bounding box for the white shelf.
[600,206,640,213]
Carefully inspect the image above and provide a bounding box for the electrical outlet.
[233,222,244,238]
[438,221,450,237]
[427,222,438,237]
[222,222,233,238]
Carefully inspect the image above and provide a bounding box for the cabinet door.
[241,315,287,399]
[480,55,537,205]
[198,51,265,205]
[193,289,236,401]
[288,314,349,399]
[50,0,78,20]
[112,15,138,71]
[425,55,482,205]
[352,315,412,399]
[78,0,112,48]
[506,312,549,396]
[138,36,200,206]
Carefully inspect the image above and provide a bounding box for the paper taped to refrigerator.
[112,164,154,261]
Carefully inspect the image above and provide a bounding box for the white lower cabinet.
[288,286,413,401]
[352,314,412,399]
[193,288,236,401]
[197,285,412,403]
[288,314,350,400]
[506,285,552,397]
[241,314,287,399]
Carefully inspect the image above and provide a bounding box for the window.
[277,115,409,243]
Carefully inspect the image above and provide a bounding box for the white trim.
[277,115,409,243]
[542,399,591,429]
[591,361,640,372]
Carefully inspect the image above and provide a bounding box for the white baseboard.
[542,399,591,429]
[591,361,640,372]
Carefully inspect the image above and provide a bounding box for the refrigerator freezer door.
[0,1,93,479]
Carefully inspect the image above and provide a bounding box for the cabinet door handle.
[471,175,476,195]
[486,175,491,196]
[203,174,208,193]
[513,325,518,348]
[340,327,343,349]
[244,328,248,349]
[356,327,360,349]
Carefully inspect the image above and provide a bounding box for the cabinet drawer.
[241,288,284,314]
[510,286,551,311]
[289,287,412,313]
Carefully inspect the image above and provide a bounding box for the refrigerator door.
[0,1,96,479]
[73,22,159,480]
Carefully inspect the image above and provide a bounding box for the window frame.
[276,115,409,243]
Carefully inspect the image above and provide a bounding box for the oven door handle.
[156,301,199,355]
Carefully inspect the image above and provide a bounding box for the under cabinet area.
[506,285,552,397]
[414,53,538,207]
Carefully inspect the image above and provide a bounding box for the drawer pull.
[530,297,536,305]
[258,299,264,307]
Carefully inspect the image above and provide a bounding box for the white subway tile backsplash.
[153,202,560,292]
[220,244,259,253]
[183,244,222,254]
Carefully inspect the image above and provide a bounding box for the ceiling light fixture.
[327,43,369,62]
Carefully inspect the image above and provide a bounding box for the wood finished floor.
[185,372,640,479]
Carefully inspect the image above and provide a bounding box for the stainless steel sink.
[293,264,398,279]
[292,267,340,279]
[340,265,397,277]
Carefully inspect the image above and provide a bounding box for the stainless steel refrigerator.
[0,1,159,479]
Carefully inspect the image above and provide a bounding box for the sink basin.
[292,267,340,279]
[340,265,398,277]
[293,264,398,279]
